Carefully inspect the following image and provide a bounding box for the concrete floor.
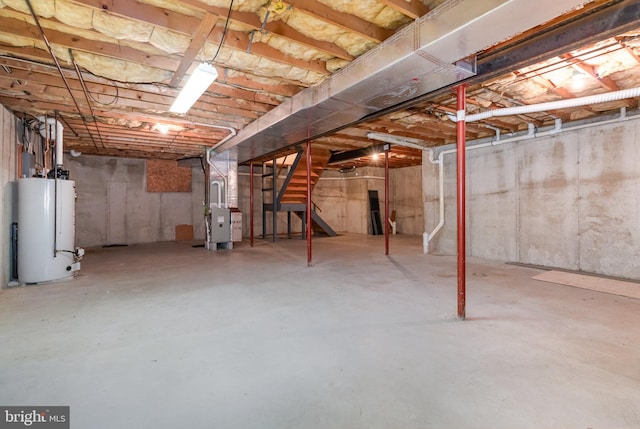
[1,234,639,428]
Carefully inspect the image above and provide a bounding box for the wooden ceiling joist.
[285,0,393,43]
[376,0,428,19]
[169,12,219,87]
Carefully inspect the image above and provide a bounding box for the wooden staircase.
[279,148,331,205]
[262,147,336,238]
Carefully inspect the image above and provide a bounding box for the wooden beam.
[102,0,354,61]
[528,74,588,120]
[0,77,259,124]
[262,19,353,61]
[620,44,640,64]
[0,68,269,117]
[376,0,428,19]
[285,0,392,43]
[561,53,618,91]
[69,0,197,33]
[67,0,331,73]
[214,67,301,97]
[0,43,301,98]
[206,27,328,75]
[0,56,284,107]
[561,53,637,108]
[0,15,179,71]
[170,12,219,87]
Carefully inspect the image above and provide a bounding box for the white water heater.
[18,178,80,284]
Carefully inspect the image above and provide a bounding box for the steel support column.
[384,145,390,256]
[306,138,312,266]
[272,156,277,242]
[250,160,254,247]
[456,85,466,320]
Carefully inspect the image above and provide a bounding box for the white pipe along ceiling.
[214,0,595,163]
[448,86,640,123]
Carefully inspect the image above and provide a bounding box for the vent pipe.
[38,116,64,166]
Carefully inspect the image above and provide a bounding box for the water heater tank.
[18,178,77,284]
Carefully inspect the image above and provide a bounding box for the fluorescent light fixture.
[170,63,218,114]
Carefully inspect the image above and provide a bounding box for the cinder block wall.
[424,118,640,280]
[66,156,205,248]
[0,107,18,287]
[391,165,423,235]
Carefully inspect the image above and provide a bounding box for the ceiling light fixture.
[170,63,218,114]
[372,153,380,161]
[157,124,170,134]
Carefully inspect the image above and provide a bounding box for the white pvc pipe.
[38,116,64,166]
[425,107,632,253]
[367,132,429,150]
[423,149,447,253]
[210,180,225,208]
[448,86,640,123]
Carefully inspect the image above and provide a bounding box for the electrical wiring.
[87,79,119,106]
[210,0,235,63]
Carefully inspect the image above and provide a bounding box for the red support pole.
[249,160,254,247]
[456,85,467,320]
[384,147,390,256]
[306,138,313,267]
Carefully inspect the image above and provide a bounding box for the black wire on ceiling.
[87,80,119,106]
[210,0,235,63]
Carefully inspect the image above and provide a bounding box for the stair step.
[277,148,331,204]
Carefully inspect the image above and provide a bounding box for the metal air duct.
[214,0,593,163]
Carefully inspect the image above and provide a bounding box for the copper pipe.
[24,0,100,150]
[70,52,106,149]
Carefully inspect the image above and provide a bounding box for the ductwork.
[207,147,239,209]
[215,0,593,163]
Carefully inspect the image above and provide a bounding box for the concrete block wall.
[66,155,205,248]
[423,118,640,280]
[0,107,18,287]
[391,165,423,235]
